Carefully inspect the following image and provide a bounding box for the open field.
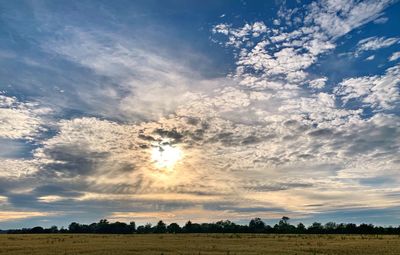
[1,234,400,255]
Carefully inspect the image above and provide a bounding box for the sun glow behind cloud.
[151,144,183,171]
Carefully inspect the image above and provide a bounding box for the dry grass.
[1,234,400,255]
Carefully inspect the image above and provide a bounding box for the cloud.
[309,77,328,89]
[205,0,400,219]
[373,16,389,24]
[0,95,49,140]
[305,0,393,38]
[365,55,375,61]
[0,211,55,222]
[389,51,400,61]
[44,28,220,121]
[212,22,268,48]
[213,0,393,84]
[0,159,38,178]
[356,36,400,53]
[335,64,400,111]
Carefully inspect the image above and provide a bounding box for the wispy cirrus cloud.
[356,36,400,53]
[389,51,400,61]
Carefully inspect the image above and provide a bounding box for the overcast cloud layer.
[0,0,400,228]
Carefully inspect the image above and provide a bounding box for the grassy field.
[1,234,400,255]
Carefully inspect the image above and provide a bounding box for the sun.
[151,144,182,170]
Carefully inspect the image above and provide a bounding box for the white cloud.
[213,0,391,85]
[0,159,38,178]
[309,77,328,89]
[44,28,220,121]
[389,51,400,61]
[357,36,400,53]
[252,22,268,37]
[365,55,375,61]
[0,95,49,139]
[205,0,400,216]
[335,64,400,111]
[373,16,389,24]
[212,22,268,48]
[305,0,393,38]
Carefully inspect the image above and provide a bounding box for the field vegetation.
[1,233,400,255]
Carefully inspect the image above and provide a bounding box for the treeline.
[4,217,400,235]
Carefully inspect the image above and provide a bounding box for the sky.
[0,0,400,229]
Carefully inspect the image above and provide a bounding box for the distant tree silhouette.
[308,222,323,233]
[30,226,44,233]
[5,217,400,235]
[68,222,82,233]
[167,223,181,233]
[249,218,265,233]
[49,226,58,233]
[129,221,136,233]
[136,225,145,234]
[275,216,295,233]
[297,222,306,233]
[155,220,167,233]
[325,222,337,233]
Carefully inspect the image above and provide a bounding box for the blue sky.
[0,0,400,229]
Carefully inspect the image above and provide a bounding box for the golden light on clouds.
[151,144,183,170]
[0,211,55,222]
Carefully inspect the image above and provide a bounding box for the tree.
[183,220,193,233]
[325,222,337,233]
[216,220,238,233]
[249,218,265,233]
[155,220,167,233]
[297,223,306,233]
[144,223,152,233]
[167,223,181,233]
[30,226,44,233]
[136,225,145,234]
[109,222,130,234]
[129,221,136,233]
[280,216,290,225]
[68,222,81,233]
[308,222,323,234]
[277,216,293,233]
[95,219,110,233]
[49,226,58,233]
[6,217,400,235]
